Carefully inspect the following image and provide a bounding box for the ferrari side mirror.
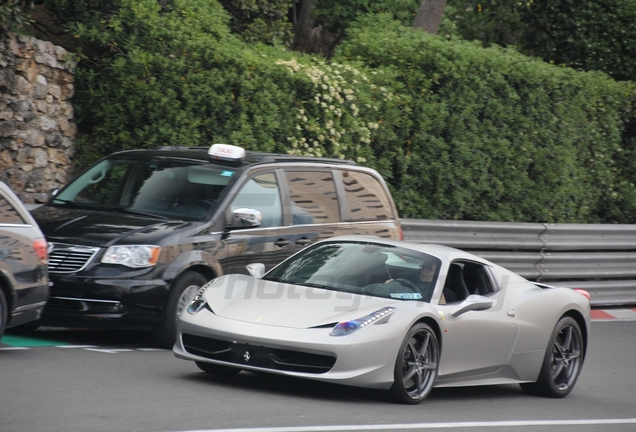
[246,263,265,278]
[450,294,493,317]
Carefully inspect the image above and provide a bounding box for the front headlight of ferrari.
[186,286,210,315]
[330,307,396,337]
[101,245,161,268]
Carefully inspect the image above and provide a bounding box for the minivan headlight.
[101,245,161,268]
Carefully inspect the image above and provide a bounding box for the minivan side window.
[230,172,282,228]
[0,195,25,225]
[341,170,393,221]
[285,171,340,225]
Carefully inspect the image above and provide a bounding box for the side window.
[0,195,25,225]
[442,261,494,305]
[230,172,282,228]
[341,170,393,221]
[442,263,470,304]
[284,171,340,225]
[462,262,495,296]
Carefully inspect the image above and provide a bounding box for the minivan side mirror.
[230,208,262,229]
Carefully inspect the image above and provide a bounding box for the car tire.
[389,322,439,404]
[520,316,584,398]
[153,271,208,349]
[0,289,7,339]
[195,361,241,376]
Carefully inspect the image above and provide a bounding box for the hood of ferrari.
[203,274,397,329]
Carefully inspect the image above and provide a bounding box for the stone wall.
[0,31,77,204]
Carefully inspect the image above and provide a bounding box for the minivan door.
[219,171,291,274]
[339,169,401,240]
[279,169,355,258]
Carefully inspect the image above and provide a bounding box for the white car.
[173,236,591,404]
[0,181,49,338]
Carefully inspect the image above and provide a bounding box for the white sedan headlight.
[330,307,396,337]
[101,245,161,268]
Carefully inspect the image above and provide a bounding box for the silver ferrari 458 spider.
[173,236,591,404]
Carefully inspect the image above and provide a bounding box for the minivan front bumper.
[39,273,170,329]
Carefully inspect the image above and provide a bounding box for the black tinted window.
[53,158,238,221]
[231,172,282,228]
[341,171,393,221]
[0,195,25,225]
[285,171,340,224]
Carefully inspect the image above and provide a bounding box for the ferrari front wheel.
[389,322,439,404]
[520,316,584,398]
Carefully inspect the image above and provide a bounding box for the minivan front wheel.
[153,271,208,349]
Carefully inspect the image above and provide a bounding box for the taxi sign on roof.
[208,144,246,162]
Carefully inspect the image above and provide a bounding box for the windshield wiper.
[51,199,100,210]
[295,282,351,293]
[112,207,168,220]
[261,276,289,283]
[261,277,326,288]
[262,278,355,294]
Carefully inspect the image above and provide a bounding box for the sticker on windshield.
[390,293,423,300]
[221,170,234,177]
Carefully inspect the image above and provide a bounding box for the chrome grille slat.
[48,242,100,273]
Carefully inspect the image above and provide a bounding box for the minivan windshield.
[262,241,442,302]
[52,158,239,221]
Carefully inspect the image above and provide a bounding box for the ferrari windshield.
[263,241,442,302]
[52,157,239,221]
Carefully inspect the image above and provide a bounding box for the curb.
[591,308,636,321]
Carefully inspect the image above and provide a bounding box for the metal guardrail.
[401,219,636,306]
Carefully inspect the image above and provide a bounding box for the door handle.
[296,238,311,245]
[275,238,291,247]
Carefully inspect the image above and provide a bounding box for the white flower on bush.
[276,58,395,159]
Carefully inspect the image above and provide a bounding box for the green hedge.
[52,2,636,223]
[62,0,394,169]
[65,0,286,160]
[337,15,636,223]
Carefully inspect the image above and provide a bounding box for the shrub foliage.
[35,2,636,223]
[448,0,636,82]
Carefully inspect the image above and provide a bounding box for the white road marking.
[57,345,97,348]
[0,346,29,350]
[176,418,636,432]
[84,348,134,353]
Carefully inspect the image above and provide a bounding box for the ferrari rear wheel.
[389,322,439,404]
[195,361,241,376]
[520,316,584,398]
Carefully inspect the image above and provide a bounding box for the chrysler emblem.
[244,351,251,362]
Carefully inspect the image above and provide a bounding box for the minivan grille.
[48,242,100,273]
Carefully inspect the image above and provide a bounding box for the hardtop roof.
[107,146,357,167]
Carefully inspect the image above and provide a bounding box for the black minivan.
[31,144,402,347]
